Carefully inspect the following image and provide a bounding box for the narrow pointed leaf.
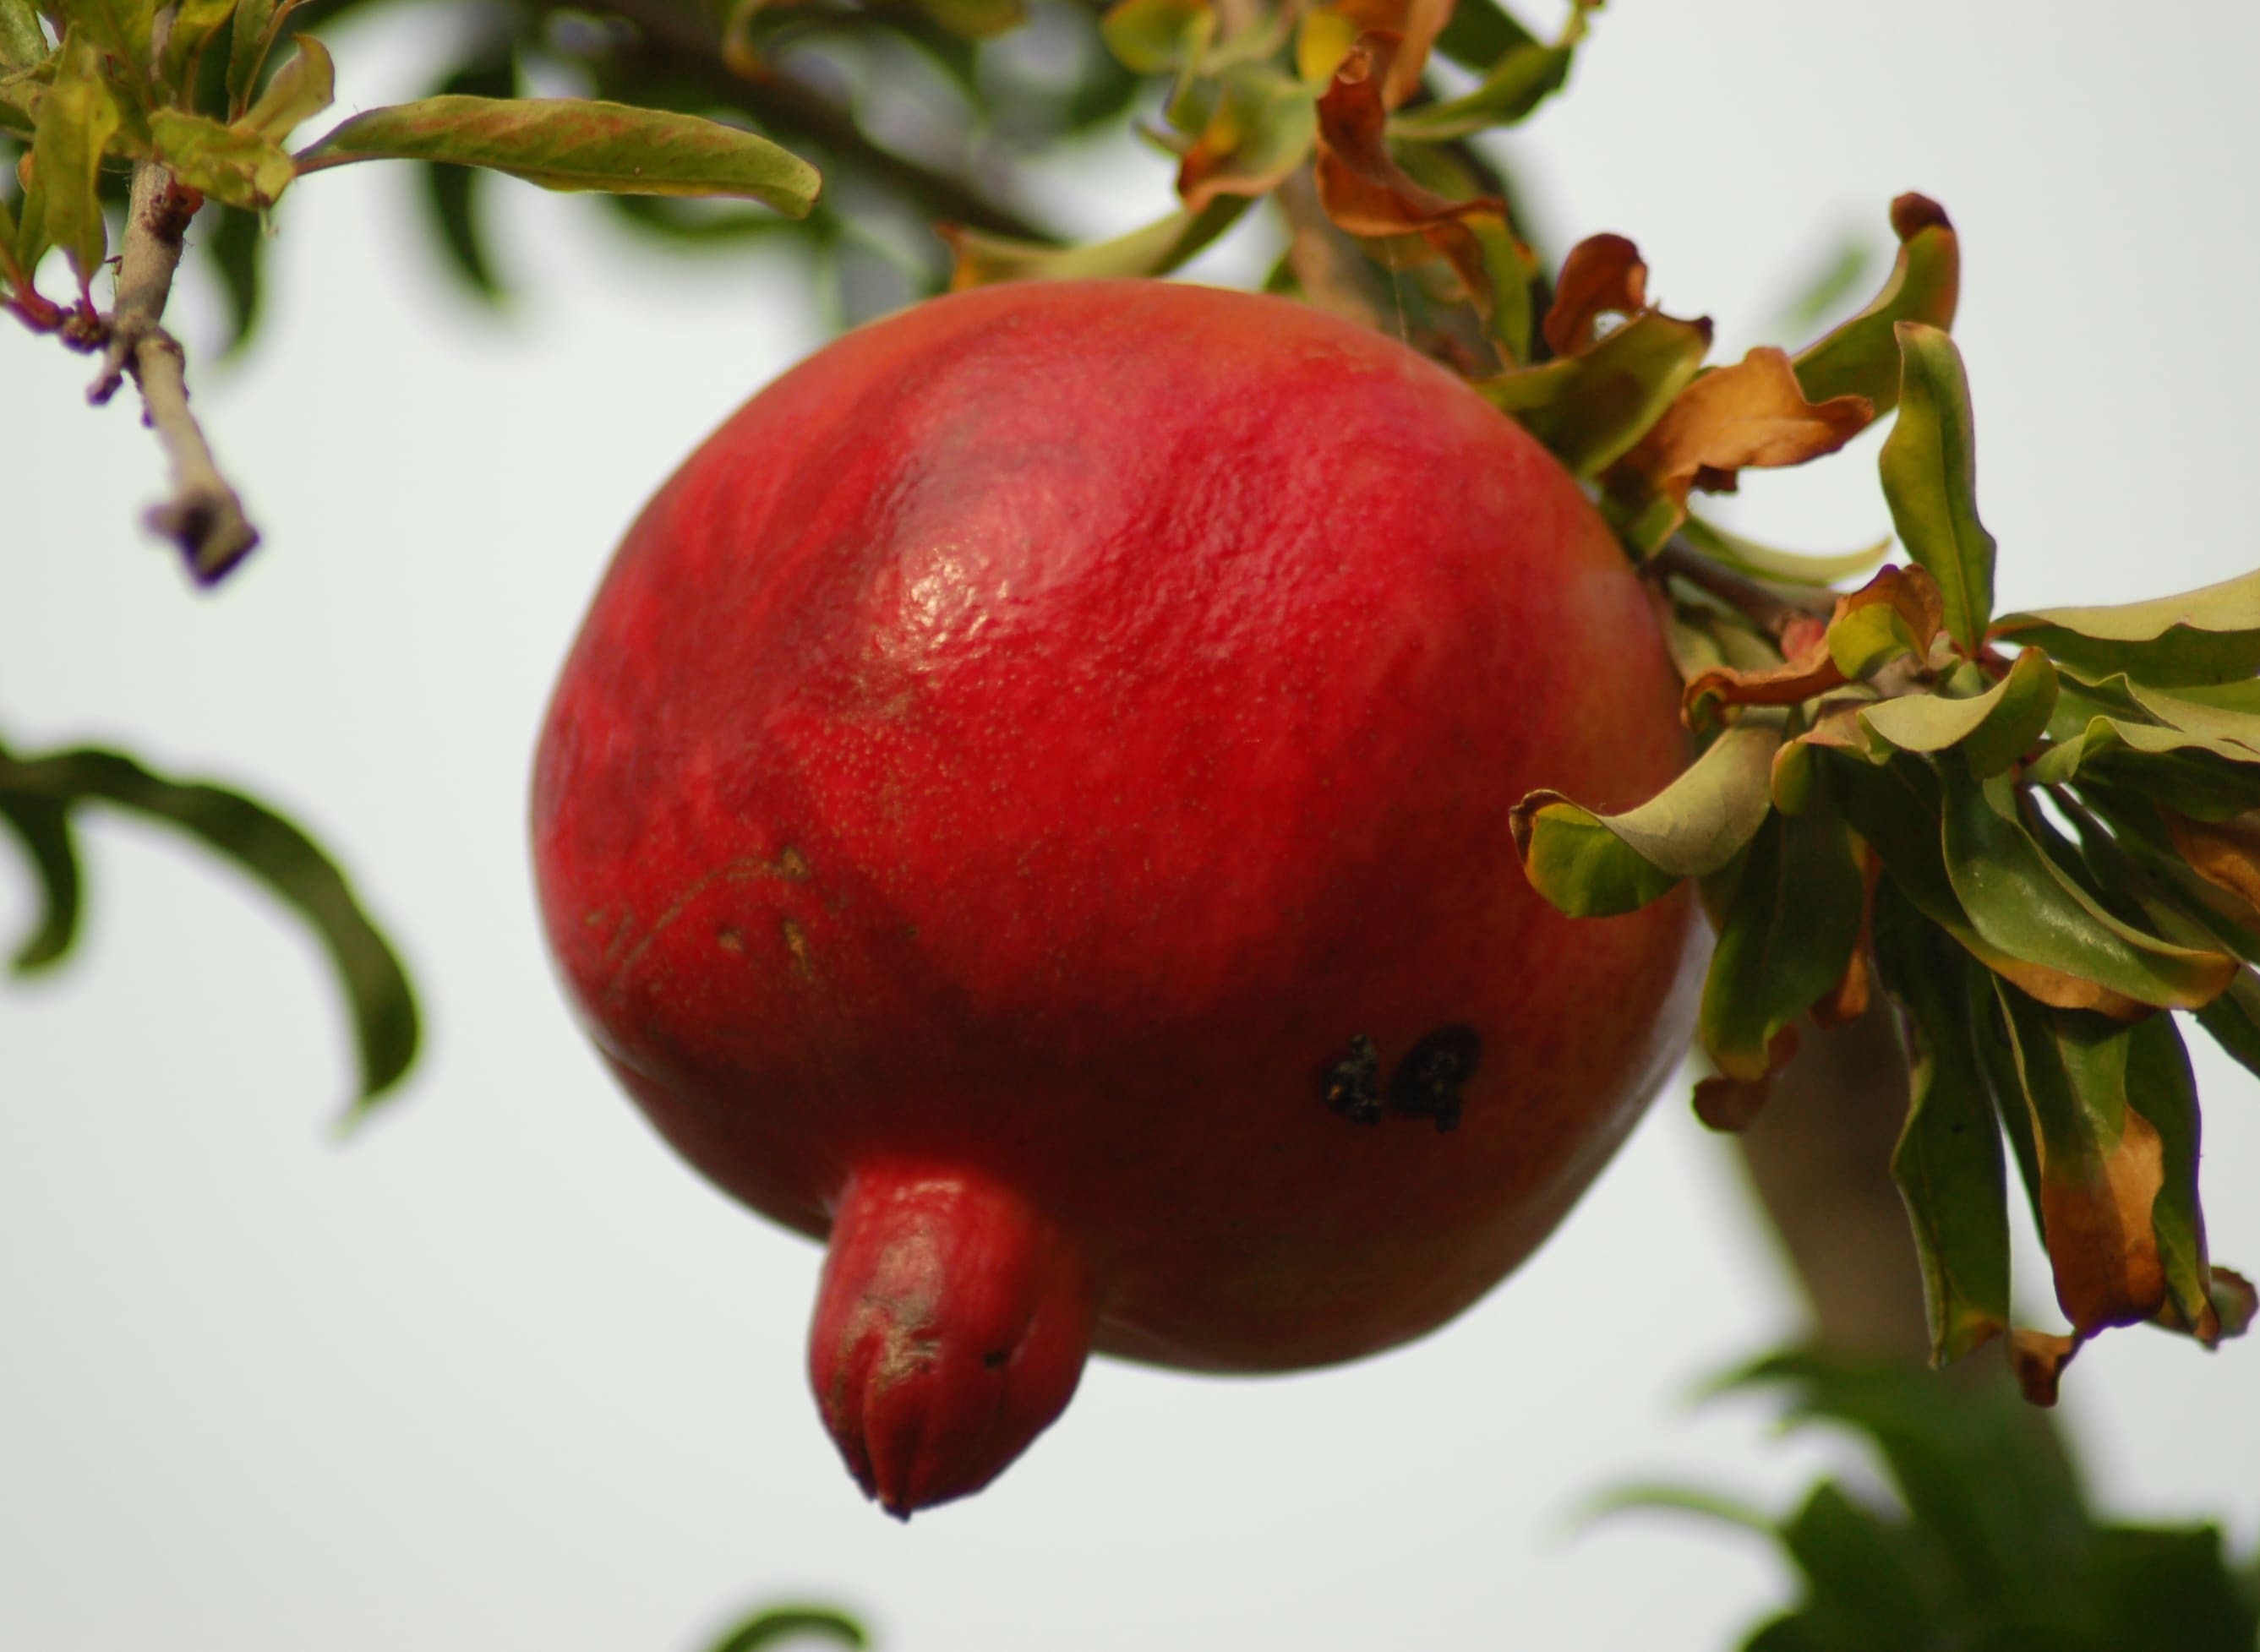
[1384,39,1571,140]
[52,0,155,97]
[1993,566,2260,686]
[240,32,329,142]
[1678,515,1891,589]
[1940,758,2235,1010]
[32,37,121,290]
[1878,323,1994,654]
[201,199,265,352]
[2124,1012,2217,1339]
[1699,801,1865,1081]
[1793,194,1958,412]
[1857,646,2057,777]
[157,0,237,95]
[942,196,1243,289]
[1873,883,2011,1365]
[0,789,83,971]
[225,0,299,118]
[299,97,821,217]
[0,746,418,1117]
[1509,714,1781,917]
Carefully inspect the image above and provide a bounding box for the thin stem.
[1651,532,1834,639]
[89,161,259,583]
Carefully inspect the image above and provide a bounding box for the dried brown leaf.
[1313,35,1515,319]
[2041,1102,2168,1337]
[1542,233,1646,358]
[1618,346,1874,516]
[1319,0,1453,106]
[1684,634,1845,726]
[2006,1327,2082,1407]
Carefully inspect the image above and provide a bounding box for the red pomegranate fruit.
[532,279,1704,1517]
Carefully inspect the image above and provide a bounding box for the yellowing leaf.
[1176,64,1314,213]
[1509,713,1782,918]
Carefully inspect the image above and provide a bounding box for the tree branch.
[89,161,259,585]
[1651,532,1834,638]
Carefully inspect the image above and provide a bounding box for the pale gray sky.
[4,3,2257,1648]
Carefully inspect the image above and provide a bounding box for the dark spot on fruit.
[716,926,745,953]
[1388,1025,1482,1133]
[1320,1034,1382,1125]
[982,1348,1010,1370]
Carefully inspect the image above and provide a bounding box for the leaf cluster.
[1505,199,2260,1398]
[1599,1349,2260,1652]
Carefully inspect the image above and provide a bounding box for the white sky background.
[3,1,2258,1647]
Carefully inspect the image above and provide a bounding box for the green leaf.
[238,31,328,142]
[1873,882,2012,1365]
[1482,308,1713,478]
[1857,648,2057,777]
[1679,514,1889,589]
[1509,713,1781,917]
[1384,41,1572,141]
[0,0,46,71]
[1431,0,1540,69]
[156,0,237,101]
[1100,0,1211,73]
[1995,567,2260,686]
[150,105,292,207]
[942,194,1244,287]
[1177,63,1314,212]
[30,35,120,291]
[0,744,420,1120]
[1877,322,1994,654]
[909,0,1024,39]
[2030,717,2260,821]
[418,48,516,301]
[1792,195,1957,412]
[1990,984,2171,1336]
[1714,1349,2090,1596]
[298,96,821,218]
[224,0,299,119]
[1940,757,2234,1011]
[1698,798,1864,1080]
[702,1605,869,1652]
[1771,1480,1952,1649]
[0,788,83,972]
[51,0,155,100]
[200,198,265,352]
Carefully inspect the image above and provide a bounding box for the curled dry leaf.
[1824,563,1946,680]
[1615,346,1873,525]
[2006,1327,2081,1407]
[1792,193,1960,412]
[1542,232,1646,357]
[1683,565,1945,726]
[1313,35,1517,324]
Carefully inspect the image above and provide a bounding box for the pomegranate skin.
[532,280,1704,1509]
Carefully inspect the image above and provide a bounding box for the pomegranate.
[532,280,1703,1516]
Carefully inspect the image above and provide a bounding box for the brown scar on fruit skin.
[603,848,814,993]
[782,917,816,980]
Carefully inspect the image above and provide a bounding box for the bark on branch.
[88,161,259,584]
